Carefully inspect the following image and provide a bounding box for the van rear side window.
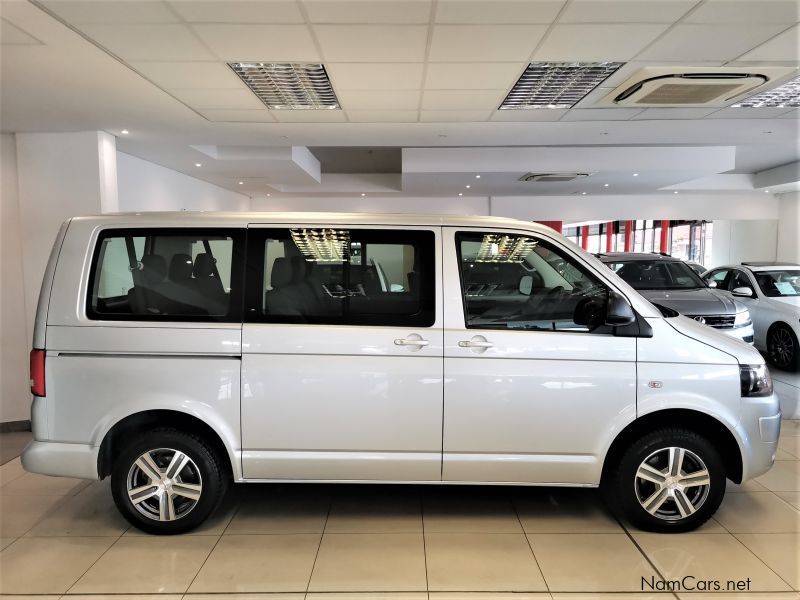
[87,228,245,322]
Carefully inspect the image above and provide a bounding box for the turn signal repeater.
[30,349,46,396]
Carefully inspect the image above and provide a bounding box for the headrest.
[169,253,193,282]
[140,254,166,286]
[193,253,216,278]
[271,257,292,288]
[290,256,307,283]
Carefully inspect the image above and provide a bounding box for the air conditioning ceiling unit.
[598,67,794,108]
[519,173,592,182]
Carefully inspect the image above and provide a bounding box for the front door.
[442,227,637,485]
[241,224,443,481]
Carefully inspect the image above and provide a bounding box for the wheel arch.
[601,408,743,484]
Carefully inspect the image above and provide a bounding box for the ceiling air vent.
[228,62,339,110]
[598,67,793,108]
[500,62,624,109]
[519,173,592,182]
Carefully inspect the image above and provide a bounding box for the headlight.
[740,364,773,397]
[734,310,752,328]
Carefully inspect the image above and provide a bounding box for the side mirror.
[707,280,718,288]
[606,292,636,326]
[732,286,754,298]
[518,275,533,295]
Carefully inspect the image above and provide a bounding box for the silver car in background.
[598,253,754,344]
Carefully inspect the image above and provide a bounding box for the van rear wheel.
[110,428,227,534]
[605,428,725,533]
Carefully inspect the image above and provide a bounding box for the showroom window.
[245,228,435,326]
[88,228,245,321]
[456,232,609,333]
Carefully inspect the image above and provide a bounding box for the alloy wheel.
[126,448,203,521]
[769,328,796,370]
[634,447,711,521]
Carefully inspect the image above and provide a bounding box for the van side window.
[88,228,244,322]
[245,228,435,327]
[456,232,609,332]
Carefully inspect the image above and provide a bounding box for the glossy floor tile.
[513,488,623,533]
[714,491,800,533]
[734,533,800,590]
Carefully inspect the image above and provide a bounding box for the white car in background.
[703,263,800,371]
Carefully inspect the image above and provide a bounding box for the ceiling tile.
[686,0,799,23]
[272,110,347,122]
[346,109,418,122]
[534,24,670,61]
[420,109,492,121]
[422,89,506,110]
[631,107,719,120]
[736,25,800,61]
[78,24,216,61]
[314,25,428,61]
[336,89,421,110]
[490,109,568,121]
[429,25,547,62]
[198,108,276,122]
[40,1,179,23]
[425,62,524,89]
[561,108,643,121]
[304,1,432,23]
[707,107,797,119]
[636,24,788,62]
[560,1,698,23]
[326,63,424,90]
[1,19,41,45]
[435,1,564,24]
[169,1,305,23]
[170,88,266,109]
[191,24,319,61]
[131,62,242,89]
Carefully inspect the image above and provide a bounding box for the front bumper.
[21,440,99,480]
[721,322,755,345]
[737,392,781,482]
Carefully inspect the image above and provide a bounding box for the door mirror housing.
[606,292,636,327]
[707,280,718,288]
[732,286,754,298]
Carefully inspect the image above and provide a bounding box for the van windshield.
[607,260,706,290]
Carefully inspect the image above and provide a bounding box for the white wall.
[710,220,780,267]
[117,152,251,212]
[0,134,30,423]
[776,192,800,262]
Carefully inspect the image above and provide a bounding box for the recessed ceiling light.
[458,193,463,196]
[581,192,587,195]
[267,193,271,197]
[238,181,244,185]
[120,129,129,135]
[603,183,609,187]
[633,173,639,177]
[465,185,471,189]
[732,74,800,108]
[475,174,481,179]
[500,62,624,109]
[674,191,679,194]
[765,189,770,193]
[361,193,366,197]
[195,163,202,167]
[228,63,339,110]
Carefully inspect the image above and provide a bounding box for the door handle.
[458,340,493,348]
[395,338,430,347]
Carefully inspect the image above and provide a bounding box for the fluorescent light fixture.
[229,62,339,110]
[475,234,538,264]
[731,75,800,108]
[500,62,624,109]
[291,229,350,263]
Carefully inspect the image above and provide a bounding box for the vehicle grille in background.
[687,314,735,329]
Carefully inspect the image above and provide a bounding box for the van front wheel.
[110,428,227,534]
[606,428,726,533]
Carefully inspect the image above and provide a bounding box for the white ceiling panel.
[336,89,421,110]
[429,25,547,62]
[40,0,179,24]
[422,89,506,110]
[191,24,319,61]
[314,25,428,62]
[1,19,41,45]
[131,61,242,89]
[708,107,796,119]
[632,107,719,120]
[346,109,418,122]
[686,0,799,24]
[303,1,432,23]
[435,1,565,24]
[170,88,266,109]
[325,63,424,90]
[78,23,216,61]
[169,1,305,23]
[198,108,276,122]
[425,62,524,90]
[272,110,348,122]
[534,24,670,61]
[420,109,492,121]
[559,0,698,23]
[561,108,643,121]
[489,108,568,121]
[736,25,800,62]
[636,24,789,62]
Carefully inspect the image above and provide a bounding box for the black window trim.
[86,227,246,323]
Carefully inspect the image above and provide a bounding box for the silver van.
[23,213,780,534]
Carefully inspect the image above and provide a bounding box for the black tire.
[111,428,228,535]
[767,323,799,372]
[603,428,726,533]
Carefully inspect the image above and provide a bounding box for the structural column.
[536,220,563,234]
[624,220,634,252]
[606,222,614,252]
[660,220,670,253]
[580,226,589,250]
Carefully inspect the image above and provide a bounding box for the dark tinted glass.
[610,260,705,290]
